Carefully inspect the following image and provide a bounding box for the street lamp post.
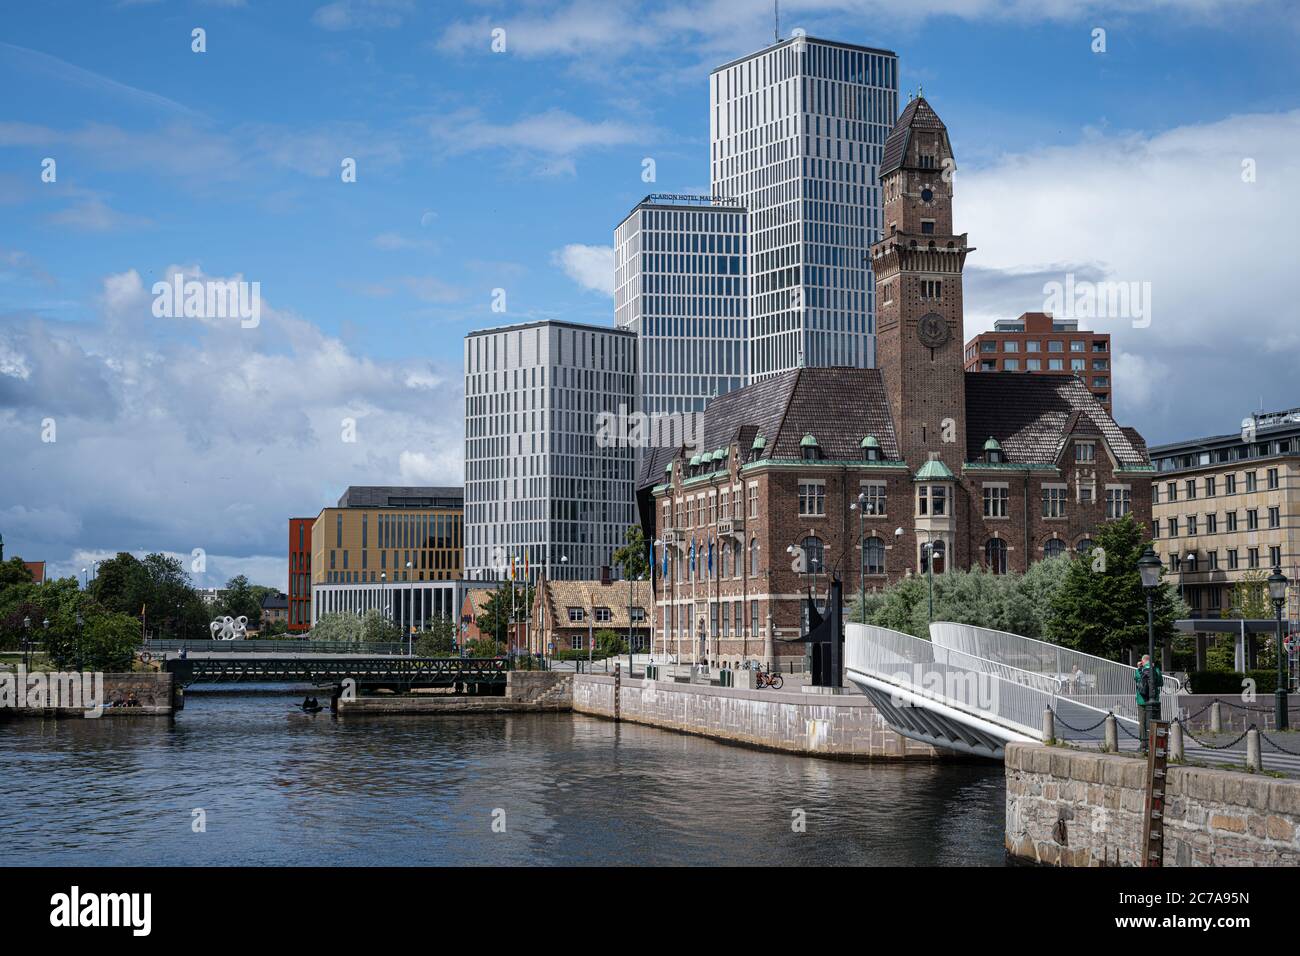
[1269,566,1289,731]
[22,616,31,670]
[852,493,868,624]
[75,611,84,671]
[1138,546,1164,753]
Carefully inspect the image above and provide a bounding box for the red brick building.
[287,518,312,634]
[964,312,1113,411]
[637,97,1153,669]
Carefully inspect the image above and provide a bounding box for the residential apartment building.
[710,34,898,376]
[964,312,1113,411]
[637,97,1152,668]
[287,516,312,633]
[614,195,749,416]
[464,320,637,582]
[1150,408,1300,619]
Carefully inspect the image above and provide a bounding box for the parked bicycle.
[756,670,784,690]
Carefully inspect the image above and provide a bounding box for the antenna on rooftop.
[775,0,779,43]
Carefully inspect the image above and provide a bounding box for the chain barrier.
[1050,708,1111,734]
[1259,730,1300,757]
[1179,721,1254,751]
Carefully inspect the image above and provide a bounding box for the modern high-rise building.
[464,320,637,582]
[709,34,899,377]
[614,195,749,416]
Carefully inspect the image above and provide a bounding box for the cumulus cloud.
[959,108,1300,441]
[555,244,615,296]
[432,109,647,176]
[0,263,463,589]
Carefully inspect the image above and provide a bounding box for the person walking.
[1135,653,1163,752]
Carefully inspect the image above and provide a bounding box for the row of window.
[1164,546,1283,573]
[787,481,1132,520]
[1155,468,1281,502]
[565,606,648,623]
[978,339,1107,354]
[1155,506,1283,537]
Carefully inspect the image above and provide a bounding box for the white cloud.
[432,109,647,175]
[555,244,615,296]
[312,0,413,31]
[959,108,1300,441]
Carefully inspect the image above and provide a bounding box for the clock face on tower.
[917,312,950,348]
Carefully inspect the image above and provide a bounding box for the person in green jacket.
[1135,654,1163,751]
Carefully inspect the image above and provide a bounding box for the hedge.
[1187,669,1278,695]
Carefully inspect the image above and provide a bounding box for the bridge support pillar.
[1104,714,1117,752]
[329,684,342,713]
[1042,709,1055,745]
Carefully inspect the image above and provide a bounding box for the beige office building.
[1150,409,1300,620]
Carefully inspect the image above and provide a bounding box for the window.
[920,279,942,299]
[983,484,1009,518]
[631,607,646,622]
[1070,341,1085,352]
[1106,486,1131,519]
[985,538,1008,574]
[571,634,585,650]
[1185,478,1197,499]
[1044,538,1066,558]
[1004,359,1020,371]
[1269,467,1280,490]
[1226,474,1237,495]
[749,537,760,576]
[1246,471,1258,492]
[801,537,825,574]
[1269,506,1280,528]
[1206,476,1217,497]
[1076,538,1095,557]
[1249,547,1260,569]
[1227,511,1238,532]
[799,481,826,516]
[1271,546,1282,568]
[1026,341,1041,352]
[1048,341,1064,353]
[748,483,758,518]
[1206,513,1217,534]
[921,220,935,234]
[750,600,759,638]
[595,607,611,623]
[864,537,885,575]
[567,607,585,623]
[1227,549,1239,570]
[1208,551,1219,570]
[1247,509,1259,531]
[1187,515,1198,536]
[1042,485,1068,518]
[1048,359,1064,371]
[1003,341,1019,353]
[1026,359,1041,371]
[1075,441,1095,462]
[1166,481,1178,502]
[1167,517,1179,537]
[1071,358,1085,371]
[860,481,887,515]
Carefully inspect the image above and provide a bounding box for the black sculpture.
[780,575,843,687]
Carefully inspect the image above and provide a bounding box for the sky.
[2,0,1299,591]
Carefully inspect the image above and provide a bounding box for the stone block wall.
[572,674,937,759]
[1005,742,1300,866]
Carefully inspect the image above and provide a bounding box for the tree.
[612,525,650,580]
[307,612,363,643]
[43,602,139,672]
[1046,513,1187,660]
[595,629,628,657]
[216,575,262,626]
[360,608,402,644]
[1222,569,1270,620]
[415,616,458,656]
[475,583,534,644]
[0,557,34,589]
[467,636,503,657]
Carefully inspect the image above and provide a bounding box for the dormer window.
[800,434,822,461]
[861,435,881,462]
[749,434,766,462]
[983,437,1004,464]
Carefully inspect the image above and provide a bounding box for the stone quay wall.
[341,670,573,716]
[1,671,174,718]
[572,674,937,759]
[1005,742,1300,866]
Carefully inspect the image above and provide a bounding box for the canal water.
[0,688,1007,865]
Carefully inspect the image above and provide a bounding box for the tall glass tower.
[710,34,898,377]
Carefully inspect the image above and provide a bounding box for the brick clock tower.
[870,96,972,474]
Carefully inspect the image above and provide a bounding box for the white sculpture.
[209,615,249,640]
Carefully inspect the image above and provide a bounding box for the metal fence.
[845,623,1058,741]
[929,622,1180,722]
[142,639,409,656]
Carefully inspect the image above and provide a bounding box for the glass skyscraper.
[463,320,636,582]
[614,196,749,416]
[709,34,898,377]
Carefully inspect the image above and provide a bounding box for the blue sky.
[2,0,1299,589]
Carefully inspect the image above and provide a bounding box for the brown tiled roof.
[635,367,901,489]
[964,372,1148,467]
[880,96,949,176]
[536,578,652,629]
[462,587,495,619]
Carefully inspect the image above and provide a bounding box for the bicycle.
[756,670,784,690]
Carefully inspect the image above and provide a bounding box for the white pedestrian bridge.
[845,622,1181,759]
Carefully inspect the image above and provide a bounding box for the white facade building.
[709,35,898,377]
[463,320,637,582]
[614,196,749,417]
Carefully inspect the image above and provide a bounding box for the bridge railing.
[144,639,410,656]
[846,624,1055,741]
[929,622,1181,723]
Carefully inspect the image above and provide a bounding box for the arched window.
[750,538,760,576]
[864,536,885,575]
[1044,538,1066,559]
[985,538,1008,574]
[802,536,825,574]
[732,540,741,579]
[1076,537,1095,557]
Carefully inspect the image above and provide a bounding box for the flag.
[662,541,669,577]
[689,539,696,574]
[524,552,529,581]
[707,539,714,575]
[509,554,515,580]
